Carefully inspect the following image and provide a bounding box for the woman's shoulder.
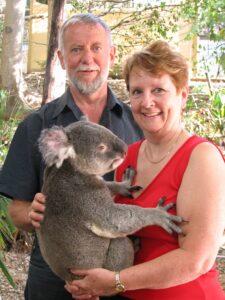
[189,137,225,164]
[184,138,225,183]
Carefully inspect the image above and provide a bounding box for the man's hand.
[28,193,46,228]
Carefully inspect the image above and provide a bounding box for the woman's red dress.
[114,136,225,300]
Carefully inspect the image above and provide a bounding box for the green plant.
[210,90,225,135]
[184,86,225,145]
[0,197,16,288]
[0,89,24,288]
[181,0,225,78]
[0,90,23,165]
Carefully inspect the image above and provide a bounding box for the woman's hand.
[28,193,46,228]
[65,268,117,299]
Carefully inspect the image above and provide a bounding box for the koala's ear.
[38,126,76,168]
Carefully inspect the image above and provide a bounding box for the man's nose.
[81,49,94,64]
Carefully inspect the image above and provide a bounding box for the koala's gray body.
[37,118,182,281]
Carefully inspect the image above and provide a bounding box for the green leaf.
[0,253,16,288]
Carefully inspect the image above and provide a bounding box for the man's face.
[58,23,116,95]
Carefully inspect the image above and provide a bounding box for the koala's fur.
[37,118,182,281]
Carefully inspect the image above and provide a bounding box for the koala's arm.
[106,181,142,198]
[86,197,183,238]
[106,166,142,198]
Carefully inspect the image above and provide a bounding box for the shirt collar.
[106,86,123,116]
[52,86,123,120]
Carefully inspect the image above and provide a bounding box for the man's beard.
[68,64,109,95]
[69,74,107,95]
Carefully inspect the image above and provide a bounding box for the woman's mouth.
[142,112,161,118]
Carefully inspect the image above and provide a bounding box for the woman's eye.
[153,88,165,94]
[130,89,142,96]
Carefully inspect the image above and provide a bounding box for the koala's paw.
[156,196,183,235]
[121,166,142,198]
[123,166,136,183]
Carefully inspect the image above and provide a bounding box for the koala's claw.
[128,185,142,192]
[157,196,167,207]
[116,166,142,199]
[156,196,183,235]
[123,166,136,183]
[127,194,134,199]
[157,196,176,211]
[123,185,142,198]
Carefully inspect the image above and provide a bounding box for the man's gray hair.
[58,13,112,52]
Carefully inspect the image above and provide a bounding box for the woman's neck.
[144,126,185,165]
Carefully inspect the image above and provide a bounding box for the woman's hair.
[58,13,112,53]
[123,40,189,92]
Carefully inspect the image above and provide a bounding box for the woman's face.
[128,66,188,136]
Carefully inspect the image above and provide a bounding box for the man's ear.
[109,46,116,68]
[57,50,66,70]
[38,126,75,168]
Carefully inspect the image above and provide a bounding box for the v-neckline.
[131,135,196,200]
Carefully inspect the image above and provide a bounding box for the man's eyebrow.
[70,44,84,49]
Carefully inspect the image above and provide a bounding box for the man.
[0,13,143,300]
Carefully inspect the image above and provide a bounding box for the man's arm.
[8,193,45,232]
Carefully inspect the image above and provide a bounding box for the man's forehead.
[66,22,106,35]
[64,23,108,43]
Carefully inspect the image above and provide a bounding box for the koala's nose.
[122,142,128,154]
[122,151,127,159]
[114,139,127,156]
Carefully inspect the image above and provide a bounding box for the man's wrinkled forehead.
[64,22,111,48]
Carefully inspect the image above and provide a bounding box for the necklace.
[144,128,184,164]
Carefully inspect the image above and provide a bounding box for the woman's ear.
[181,86,189,109]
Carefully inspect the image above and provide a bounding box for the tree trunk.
[42,0,66,105]
[0,0,26,118]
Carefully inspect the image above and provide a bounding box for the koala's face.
[66,121,127,175]
[38,120,127,176]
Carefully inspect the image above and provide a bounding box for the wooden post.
[42,0,66,104]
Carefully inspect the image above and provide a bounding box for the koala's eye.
[98,143,107,152]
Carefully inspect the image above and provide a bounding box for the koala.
[37,118,182,281]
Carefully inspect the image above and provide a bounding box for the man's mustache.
[75,64,100,72]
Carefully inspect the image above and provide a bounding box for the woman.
[61,41,225,299]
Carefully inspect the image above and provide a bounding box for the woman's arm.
[65,142,225,297]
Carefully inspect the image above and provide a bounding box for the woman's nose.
[141,93,155,108]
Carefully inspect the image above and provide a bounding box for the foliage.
[0,89,23,288]
[181,0,225,77]
[184,86,225,144]
[0,90,24,165]
[0,197,16,288]
[0,197,15,250]
[181,0,225,41]
[0,253,16,288]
